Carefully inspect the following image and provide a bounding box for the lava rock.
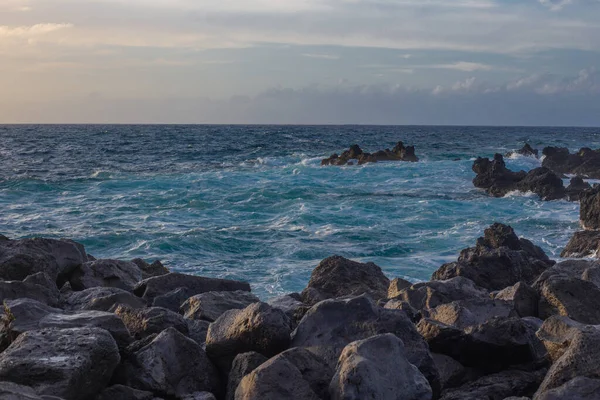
[535,315,592,362]
[536,376,600,400]
[69,259,143,292]
[507,143,539,158]
[96,385,156,400]
[23,272,60,298]
[266,294,308,326]
[580,186,600,230]
[276,347,334,400]
[61,286,146,311]
[226,352,269,400]
[542,146,600,179]
[187,319,211,346]
[494,282,539,318]
[0,280,59,307]
[388,277,413,298]
[565,177,592,202]
[114,305,188,340]
[427,298,516,329]
[131,258,170,279]
[181,291,260,322]
[329,333,432,400]
[440,369,547,400]
[321,142,419,166]
[432,353,467,390]
[561,231,600,258]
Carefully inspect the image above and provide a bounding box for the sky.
[1,0,600,125]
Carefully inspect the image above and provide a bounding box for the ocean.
[1,125,598,298]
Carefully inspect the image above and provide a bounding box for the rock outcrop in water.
[472,154,571,201]
[561,186,600,259]
[506,143,539,158]
[321,142,419,166]
[542,146,600,178]
[1,223,600,399]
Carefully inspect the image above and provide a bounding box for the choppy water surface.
[1,125,598,298]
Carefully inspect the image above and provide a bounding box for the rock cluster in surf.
[2,219,600,399]
[321,141,418,166]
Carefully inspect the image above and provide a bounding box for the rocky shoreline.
[2,143,600,400]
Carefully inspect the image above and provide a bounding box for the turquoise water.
[1,125,598,298]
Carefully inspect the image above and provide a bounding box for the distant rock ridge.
[321,141,419,166]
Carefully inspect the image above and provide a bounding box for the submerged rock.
[321,142,419,166]
[301,255,390,305]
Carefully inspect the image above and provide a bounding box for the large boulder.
[536,376,600,400]
[290,295,440,396]
[0,327,120,400]
[61,286,146,311]
[131,258,170,279]
[432,223,554,291]
[277,347,334,400]
[266,294,308,326]
[69,259,143,292]
[0,237,88,282]
[561,231,600,258]
[181,291,260,322]
[431,353,468,390]
[23,272,60,298]
[234,356,320,400]
[542,146,600,179]
[114,305,188,340]
[300,255,390,305]
[565,177,592,202]
[117,327,221,398]
[187,319,211,346]
[133,272,251,305]
[494,281,539,318]
[329,333,432,400]
[580,186,600,230]
[535,315,590,362]
[4,298,131,348]
[0,280,59,307]
[388,277,413,298]
[427,298,516,329]
[440,369,546,400]
[226,352,269,400]
[206,302,292,373]
[0,382,55,400]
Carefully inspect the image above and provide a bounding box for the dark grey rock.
[494,282,539,318]
[131,258,170,280]
[114,305,188,340]
[440,369,546,400]
[277,347,333,400]
[535,315,589,362]
[151,288,191,312]
[181,291,260,322]
[580,186,600,230]
[69,259,143,292]
[300,255,390,306]
[388,277,413,298]
[226,352,269,400]
[96,384,156,400]
[187,319,210,346]
[23,273,59,298]
[62,286,146,312]
[427,298,516,329]
[432,353,467,390]
[561,231,600,258]
[266,294,308,326]
[0,327,120,400]
[0,280,59,307]
[0,382,51,400]
[536,376,600,400]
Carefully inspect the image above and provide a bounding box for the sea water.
[1,125,598,298]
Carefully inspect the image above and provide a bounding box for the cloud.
[301,53,340,60]
[0,23,72,38]
[429,62,494,72]
[539,0,574,11]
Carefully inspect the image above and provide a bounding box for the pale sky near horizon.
[1,0,600,125]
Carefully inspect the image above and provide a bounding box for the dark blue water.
[1,125,598,298]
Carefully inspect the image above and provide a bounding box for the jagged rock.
[131,258,170,279]
[330,333,432,400]
[535,326,600,397]
[473,154,565,200]
[542,146,600,179]
[562,230,600,258]
[117,327,221,398]
[440,369,546,400]
[565,177,592,202]
[114,305,188,340]
[388,277,413,298]
[432,353,467,390]
[235,356,320,400]
[69,259,143,292]
[181,291,260,322]
[418,317,546,372]
[133,272,251,305]
[277,347,334,400]
[536,376,600,400]
[321,142,419,166]
[580,186,600,230]
[0,327,120,400]
[427,298,516,329]
[291,295,440,396]
[507,144,539,158]
[151,287,192,312]
[0,280,59,307]
[62,286,146,311]
[266,294,308,325]
[535,315,591,362]
[494,282,539,318]
[187,319,210,346]
[0,237,88,281]
[4,298,132,348]
[300,255,390,305]
[96,385,156,400]
[23,272,59,298]
[384,299,422,322]
[432,223,554,291]
[533,270,600,324]
[227,352,269,400]
[206,302,292,373]
[389,277,488,312]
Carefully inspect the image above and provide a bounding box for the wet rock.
[235,356,320,400]
[494,282,539,318]
[117,327,221,398]
[561,231,600,258]
[535,326,600,397]
[388,277,413,298]
[0,237,88,282]
[0,327,120,400]
[536,376,600,400]
[69,259,143,292]
[321,142,419,166]
[181,291,260,322]
[96,385,156,400]
[329,333,432,400]
[300,255,390,306]
[432,223,554,291]
[291,295,440,396]
[133,272,251,305]
[542,146,600,179]
[440,369,546,400]
[226,352,269,400]
[580,186,600,230]
[0,280,59,307]
[206,302,292,373]
[565,177,592,202]
[507,144,539,158]
[62,286,146,311]
[114,305,188,340]
[131,258,170,279]
[432,353,467,390]
[427,298,516,329]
